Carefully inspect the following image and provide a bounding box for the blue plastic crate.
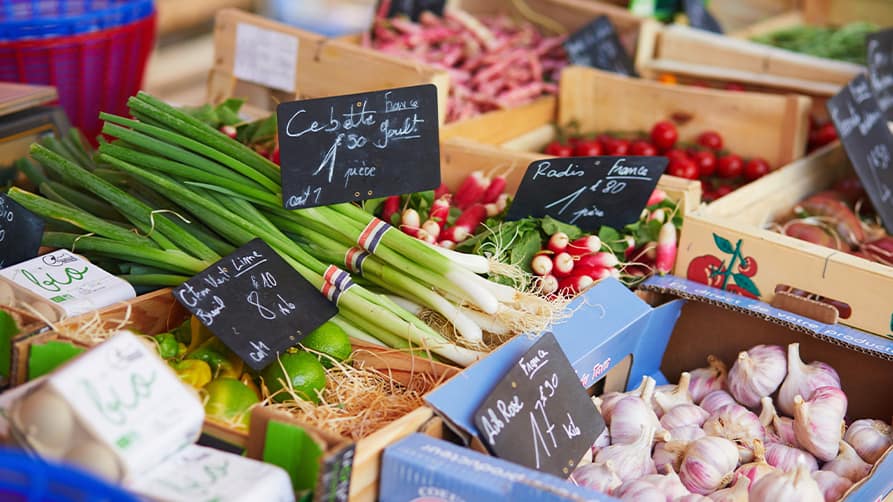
[0,0,153,40]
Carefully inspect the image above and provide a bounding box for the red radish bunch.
[531,232,620,297]
[383,171,509,248]
[366,7,566,122]
[223,125,281,165]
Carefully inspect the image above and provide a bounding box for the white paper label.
[233,23,299,93]
[129,444,295,502]
[47,331,204,479]
[0,250,135,316]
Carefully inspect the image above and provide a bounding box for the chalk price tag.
[0,194,44,269]
[473,333,604,478]
[828,75,893,233]
[868,28,893,121]
[277,85,441,210]
[505,156,668,232]
[173,239,337,371]
[564,16,637,77]
[316,443,355,502]
[382,0,446,21]
[683,0,723,34]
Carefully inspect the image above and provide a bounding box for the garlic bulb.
[844,418,893,464]
[727,345,786,408]
[679,436,739,495]
[793,386,847,462]
[688,355,728,404]
[592,427,611,451]
[670,425,708,443]
[812,470,853,502]
[599,376,656,425]
[758,397,799,448]
[570,460,622,494]
[701,390,737,414]
[610,394,663,445]
[703,404,766,463]
[653,441,687,473]
[823,440,872,482]
[764,442,818,472]
[751,464,823,502]
[676,495,711,502]
[777,343,841,416]
[660,403,710,430]
[708,475,749,502]
[734,439,775,487]
[614,479,667,502]
[653,372,694,416]
[596,426,657,482]
[635,470,690,499]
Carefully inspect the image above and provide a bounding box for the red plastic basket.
[0,12,155,141]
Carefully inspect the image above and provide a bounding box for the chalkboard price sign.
[383,0,446,21]
[683,0,723,34]
[277,85,441,210]
[473,333,604,478]
[828,75,893,233]
[505,156,668,232]
[564,16,637,77]
[0,194,44,269]
[868,28,893,121]
[316,443,355,502]
[173,239,338,371]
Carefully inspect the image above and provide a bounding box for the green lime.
[204,378,259,429]
[262,351,327,404]
[300,321,352,368]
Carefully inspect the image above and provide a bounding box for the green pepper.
[154,333,180,360]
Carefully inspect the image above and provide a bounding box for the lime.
[262,351,327,404]
[204,378,259,429]
[300,321,352,368]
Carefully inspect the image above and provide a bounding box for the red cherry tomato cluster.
[544,121,773,202]
[808,116,838,153]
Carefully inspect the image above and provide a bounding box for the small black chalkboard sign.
[173,239,338,371]
[828,75,893,234]
[505,156,668,232]
[868,28,893,121]
[316,443,355,502]
[277,85,441,210]
[473,333,604,479]
[684,0,723,34]
[565,16,637,77]
[383,0,446,21]
[0,194,44,269]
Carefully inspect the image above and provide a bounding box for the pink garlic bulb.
[750,464,823,502]
[653,372,694,417]
[570,460,622,494]
[635,470,690,499]
[777,343,841,416]
[595,426,657,482]
[689,355,728,404]
[793,386,848,462]
[670,425,708,443]
[733,439,775,488]
[764,442,818,472]
[609,394,664,445]
[703,404,766,463]
[676,495,711,502]
[812,470,853,502]
[660,403,710,430]
[653,427,705,473]
[592,427,611,451]
[701,390,737,414]
[822,440,872,482]
[679,436,739,495]
[614,479,667,502]
[844,418,893,464]
[727,345,786,408]
[758,397,799,448]
[598,376,655,425]
[708,475,749,502]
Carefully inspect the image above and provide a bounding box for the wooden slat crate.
[732,0,893,39]
[675,143,893,339]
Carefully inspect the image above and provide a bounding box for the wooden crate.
[206,9,450,123]
[559,65,811,167]
[674,143,893,339]
[732,0,893,39]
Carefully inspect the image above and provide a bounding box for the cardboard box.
[413,276,893,501]
[675,143,893,339]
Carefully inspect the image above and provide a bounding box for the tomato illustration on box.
[686,233,761,299]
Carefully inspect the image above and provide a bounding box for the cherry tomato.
[665,149,690,164]
[744,157,771,181]
[696,130,723,150]
[608,139,630,155]
[810,123,837,148]
[668,158,699,180]
[574,140,603,157]
[630,140,658,156]
[650,121,678,151]
[717,154,744,179]
[724,82,746,92]
[567,136,582,148]
[545,141,573,157]
[713,185,734,198]
[693,150,717,177]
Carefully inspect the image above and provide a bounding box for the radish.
[547,232,569,253]
[623,236,636,260]
[647,189,667,206]
[220,125,237,139]
[540,274,559,295]
[481,175,506,204]
[576,252,619,270]
[557,275,594,295]
[441,203,486,243]
[454,171,488,209]
[439,240,456,250]
[429,196,451,228]
[434,183,450,199]
[552,252,574,278]
[422,220,441,240]
[566,235,601,256]
[401,208,420,230]
[574,264,611,281]
[381,196,401,224]
[530,253,553,276]
[655,221,677,275]
[648,208,666,223]
[485,193,509,216]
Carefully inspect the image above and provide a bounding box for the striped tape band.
[357,218,391,253]
[344,247,369,274]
